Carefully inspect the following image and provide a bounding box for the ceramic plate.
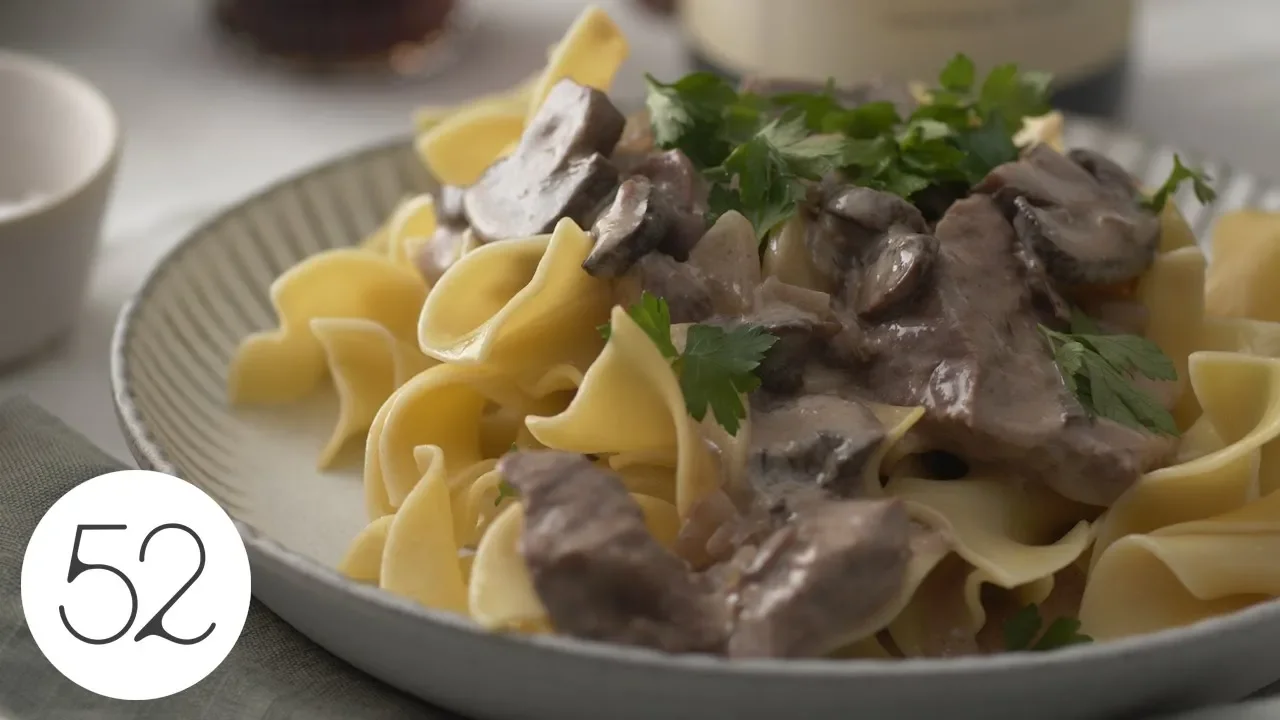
[111,119,1280,720]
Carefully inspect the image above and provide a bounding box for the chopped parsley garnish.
[1144,153,1217,212]
[494,479,517,507]
[1004,604,1093,651]
[1040,309,1179,436]
[602,292,777,435]
[643,53,1055,238]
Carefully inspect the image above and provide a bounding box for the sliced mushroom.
[631,149,709,260]
[975,144,1160,285]
[748,300,842,394]
[856,230,938,320]
[464,79,626,242]
[437,185,468,226]
[583,176,667,278]
[686,210,761,316]
[810,186,930,292]
[746,394,886,503]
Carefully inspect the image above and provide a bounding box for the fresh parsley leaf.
[625,291,679,359]
[1033,617,1093,651]
[494,479,517,507]
[600,294,777,435]
[708,114,848,239]
[939,53,976,93]
[644,72,744,169]
[1041,316,1180,436]
[675,323,777,435]
[1005,604,1093,651]
[1144,154,1217,212]
[772,78,844,132]
[977,63,1053,130]
[828,101,902,139]
[1003,603,1042,651]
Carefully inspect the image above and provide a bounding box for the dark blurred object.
[678,0,1134,118]
[211,0,463,75]
[636,0,676,15]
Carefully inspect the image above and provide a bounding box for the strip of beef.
[746,394,886,509]
[851,195,1173,506]
[726,498,912,658]
[500,451,728,654]
[613,252,713,324]
[975,144,1160,285]
[465,79,625,242]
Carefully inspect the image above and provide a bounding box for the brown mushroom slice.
[464,79,626,242]
[810,185,930,288]
[975,144,1160,285]
[856,230,938,320]
[746,394,886,503]
[583,176,667,278]
[501,451,729,654]
[631,149,710,260]
[437,184,468,226]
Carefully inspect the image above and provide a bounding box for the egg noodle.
[228,6,1280,657]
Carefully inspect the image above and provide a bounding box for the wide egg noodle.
[1206,210,1280,322]
[310,317,436,469]
[416,6,627,187]
[526,6,629,118]
[377,445,469,614]
[373,363,507,509]
[1138,246,1207,428]
[884,475,1093,653]
[228,249,426,405]
[525,306,719,518]
[467,493,683,632]
[418,218,610,375]
[825,526,952,657]
[1080,352,1280,639]
[338,514,394,584]
[1090,351,1280,568]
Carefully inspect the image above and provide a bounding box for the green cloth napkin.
[0,396,453,720]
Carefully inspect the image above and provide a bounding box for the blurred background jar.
[210,0,467,77]
[649,0,1134,117]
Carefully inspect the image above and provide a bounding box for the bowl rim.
[109,127,1280,681]
[0,49,122,226]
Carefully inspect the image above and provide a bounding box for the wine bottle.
[680,0,1133,117]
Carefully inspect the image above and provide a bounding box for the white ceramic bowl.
[0,51,119,367]
[112,123,1280,720]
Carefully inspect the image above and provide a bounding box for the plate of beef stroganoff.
[112,6,1280,720]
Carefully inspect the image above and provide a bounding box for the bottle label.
[681,0,1132,86]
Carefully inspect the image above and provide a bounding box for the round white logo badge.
[20,470,251,700]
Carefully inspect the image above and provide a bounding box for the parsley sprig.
[644,55,1055,238]
[1004,604,1093,651]
[600,292,777,435]
[1040,310,1179,436]
[1143,153,1217,212]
